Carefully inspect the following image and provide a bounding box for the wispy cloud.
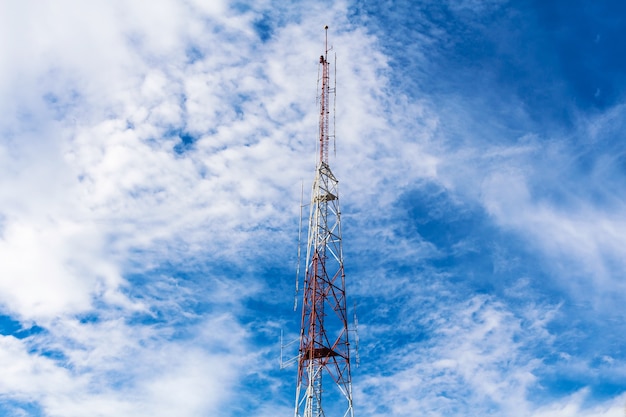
[0,312,254,416]
[355,295,555,416]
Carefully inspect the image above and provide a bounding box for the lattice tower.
[293,26,354,417]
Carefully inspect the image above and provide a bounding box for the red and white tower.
[294,26,354,417]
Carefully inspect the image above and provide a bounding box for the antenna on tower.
[333,53,337,158]
[353,302,360,368]
[294,180,305,311]
[290,25,355,417]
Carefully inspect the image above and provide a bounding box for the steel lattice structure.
[293,26,354,417]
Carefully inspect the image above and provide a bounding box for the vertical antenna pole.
[294,181,305,311]
[319,25,330,166]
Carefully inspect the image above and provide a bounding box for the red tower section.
[293,26,354,417]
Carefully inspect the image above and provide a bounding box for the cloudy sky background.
[1,0,626,416]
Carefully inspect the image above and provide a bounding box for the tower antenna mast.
[293,25,354,417]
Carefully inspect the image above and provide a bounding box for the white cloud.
[355,295,551,417]
[532,389,626,417]
[0,313,254,417]
[475,134,626,305]
[408,94,626,308]
[355,290,626,417]
[0,335,79,398]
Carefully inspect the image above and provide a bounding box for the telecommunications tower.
[293,26,354,417]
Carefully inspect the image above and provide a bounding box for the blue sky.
[1,0,626,416]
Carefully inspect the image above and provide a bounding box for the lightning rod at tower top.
[291,25,355,417]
